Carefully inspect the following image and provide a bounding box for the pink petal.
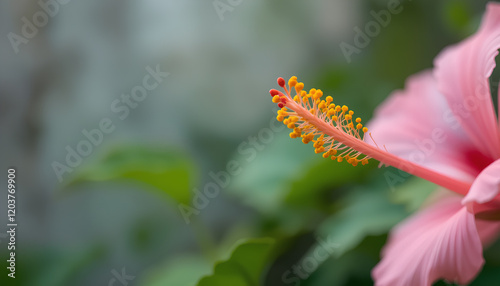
[366,71,486,183]
[476,218,500,247]
[434,3,500,159]
[463,158,500,205]
[372,196,484,286]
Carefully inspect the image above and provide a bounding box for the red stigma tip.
[269,89,279,97]
[278,102,285,108]
[277,77,285,87]
[280,97,287,104]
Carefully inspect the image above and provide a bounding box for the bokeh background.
[1,0,500,285]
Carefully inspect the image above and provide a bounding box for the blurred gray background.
[0,0,496,285]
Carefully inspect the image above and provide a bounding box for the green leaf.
[230,132,373,214]
[230,133,314,214]
[389,177,435,212]
[62,145,196,205]
[197,238,275,286]
[285,157,374,209]
[140,255,211,286]
[317,188,407,259]
[30,245,106,286]
[305,235,387,286]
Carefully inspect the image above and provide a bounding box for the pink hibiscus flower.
[269,3,500,285]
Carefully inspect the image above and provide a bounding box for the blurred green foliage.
[63,146,196,205]
[198,238,275,286]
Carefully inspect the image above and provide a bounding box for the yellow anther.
[301,133,314,144]
[315,147,325,153]
[295,82,304,92]
[313,89,323,100]
[313,140,323,148]
[271,76,372,167]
